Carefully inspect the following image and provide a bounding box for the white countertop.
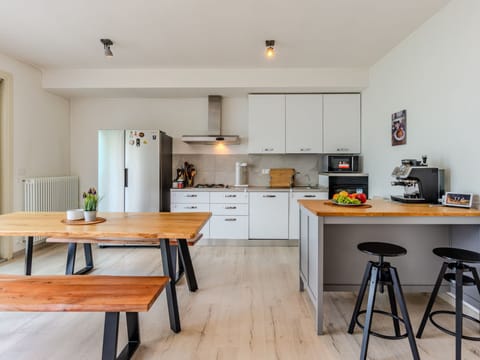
[171,186,328,193]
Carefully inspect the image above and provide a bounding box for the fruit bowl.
[330,200,364,206]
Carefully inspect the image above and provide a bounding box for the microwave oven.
[323,155,360,173]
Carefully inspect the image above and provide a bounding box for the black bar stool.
[416,247,480,360]
[348,242,420,360]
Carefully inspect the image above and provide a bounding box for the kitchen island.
[298,198,480,334]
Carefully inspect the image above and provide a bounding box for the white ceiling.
[0,0,450,70]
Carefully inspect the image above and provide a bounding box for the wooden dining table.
[0,211,211,333]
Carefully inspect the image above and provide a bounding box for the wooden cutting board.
[269,168,295,188]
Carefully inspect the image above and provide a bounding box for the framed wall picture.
[443,192,473,208]
[391,110,407,146]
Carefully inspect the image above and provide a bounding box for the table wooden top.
[298,199,480,217]
[0,275,168,312]
[0,212,211,239]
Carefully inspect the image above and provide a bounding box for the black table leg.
[65,243,95,275]
[177,239,198,292]
[170,245,186,284]
[24,236,33,275]
[160,238,181,333]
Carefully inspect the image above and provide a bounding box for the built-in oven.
[319,173,369,199]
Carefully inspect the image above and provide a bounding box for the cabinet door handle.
[300,148,311,152]
[304,195,316,198]
[186,194,197,197]
[262,194,276,198]
[264,148,274,152]
[186,206,197,209]
[225,206,237,209]
[225,218,237,222]
[225,194,237,198]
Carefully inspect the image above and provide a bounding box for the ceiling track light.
[265,40,275,58]
[100,38,114,57]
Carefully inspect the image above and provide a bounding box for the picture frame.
[443,192,473,208]
[391,110,407,146]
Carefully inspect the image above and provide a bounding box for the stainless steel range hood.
[181,96,240,145]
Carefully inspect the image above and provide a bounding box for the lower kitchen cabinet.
[249,192,289,239]
[210,191,249,239]
[210,216,248,239]
[289,192,328,239]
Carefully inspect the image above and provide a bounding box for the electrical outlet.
[261,168,270,175]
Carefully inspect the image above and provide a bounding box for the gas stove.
[194,184,229,189]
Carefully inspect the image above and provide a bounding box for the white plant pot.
[84,211,97,222]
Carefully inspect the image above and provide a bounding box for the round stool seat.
[433,247,480,263]
[358,242,407,257]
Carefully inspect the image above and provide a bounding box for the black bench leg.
[160,239,181,333]
[65,243,94,275]
[102,312,119,360]
[178,239,198,292]
[25,236,34,275]
[417,261,449,338]
[103,312,140,360]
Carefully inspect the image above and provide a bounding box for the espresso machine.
[391,159,444,204]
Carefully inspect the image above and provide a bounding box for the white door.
[248,95,286,153]
[125,130,160,212]
[285,94,323,153]
[323,94,361,153]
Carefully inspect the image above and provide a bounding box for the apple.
[356,193,367,203]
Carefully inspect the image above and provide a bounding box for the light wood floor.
[0,243,479,359]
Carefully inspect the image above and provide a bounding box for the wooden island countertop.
[298,198,480,217]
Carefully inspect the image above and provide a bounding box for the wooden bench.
[0,274,168,360]
[47,234,202,292]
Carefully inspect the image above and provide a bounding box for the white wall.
[70,96,248,192]
[362,0,480,199]
[0,53,70,212]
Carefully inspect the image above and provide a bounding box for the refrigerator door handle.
[124,168,128,188]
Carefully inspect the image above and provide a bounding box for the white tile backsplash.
[173,154,322,187]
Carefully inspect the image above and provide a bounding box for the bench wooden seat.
[0,275,168,360]
[47,234,202,292]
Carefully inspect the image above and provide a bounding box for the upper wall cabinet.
[248,95,286,154]
[285,94,323,153]
[323,94,361,154]
[248,93,361,154]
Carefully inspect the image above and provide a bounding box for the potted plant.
[83,187,99,221]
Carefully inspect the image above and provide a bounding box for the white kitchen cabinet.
[285,94,323,153]
[249,192,289,239]
[171,191,210,238]
[289,192,328,239]
[323,94,361,153]
[248,95,286,154]
[210,191,248,239]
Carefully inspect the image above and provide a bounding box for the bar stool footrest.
[429,310,480,341]
[356,309,408,340]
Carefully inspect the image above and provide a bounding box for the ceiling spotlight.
[100,38,113,57]
[265,40,275,58]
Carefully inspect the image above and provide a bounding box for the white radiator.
[23,176,79,242]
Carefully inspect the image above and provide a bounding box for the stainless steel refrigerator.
[98,130,172,212]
